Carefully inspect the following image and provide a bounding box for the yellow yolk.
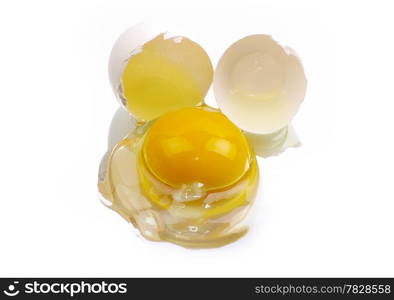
[141,107,252,191]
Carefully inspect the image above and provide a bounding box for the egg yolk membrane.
[141,107,252,192]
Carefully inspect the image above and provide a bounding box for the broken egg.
[99,106,259,248]
[99,25,307,248]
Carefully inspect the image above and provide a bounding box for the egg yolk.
[142,107,252,191]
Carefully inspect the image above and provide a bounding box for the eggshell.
[214,34,307,135]
[108,23,165,95]
[108,23,213,122]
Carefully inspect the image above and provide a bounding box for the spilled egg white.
[213,34,307,135]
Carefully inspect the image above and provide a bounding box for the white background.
[0,0,393,277]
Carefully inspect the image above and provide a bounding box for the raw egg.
[99,25,307,248]
[99,106,259,248]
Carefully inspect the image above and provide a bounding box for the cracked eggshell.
[108,23,213,122]
[214,34,307,135]
[108,23,164,95]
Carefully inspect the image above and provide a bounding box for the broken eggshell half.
[108,23,213,123]
[213,34,307,157]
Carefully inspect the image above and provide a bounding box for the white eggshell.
[108,23,213,122]
[108,23,166,95]
[214,34,307,135]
